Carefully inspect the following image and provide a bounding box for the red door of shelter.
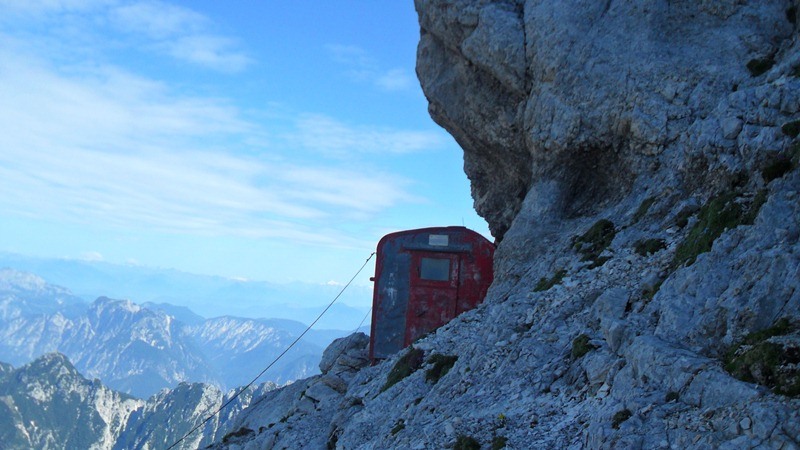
[404,252,460,346]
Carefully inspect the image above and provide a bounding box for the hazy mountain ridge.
[0,269,353,398]
[0,352,274,450]
[0,252,372,324]
[190,316,322,387]
[0,268,87,319]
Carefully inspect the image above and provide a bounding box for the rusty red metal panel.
[369,226,494,361]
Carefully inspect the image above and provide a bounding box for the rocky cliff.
[0,353,275,450]
[211,1,800,448]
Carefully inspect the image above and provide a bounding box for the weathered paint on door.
[405,251,460,346]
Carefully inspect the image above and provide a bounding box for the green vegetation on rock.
[425,354,458,384]
[455,434,481,450]
[633,238,666,256]
[641,280,663,303]
[674,207,696,229]
[491,436,508,449]
[382,347,424,393]
[533,269,567,292]
[572,334,597,359]
[632,196,656,223]
[671,190,765,269]
[573,219,616,268]
[611,409,632,429]
[724,318,800,397]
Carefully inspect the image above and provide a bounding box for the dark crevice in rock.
[548,143,635,219]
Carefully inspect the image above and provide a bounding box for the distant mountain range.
[0,268,367,398]
[0,352,272,450]
[0,251,372,328]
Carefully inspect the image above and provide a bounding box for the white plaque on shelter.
[429,234,449,246]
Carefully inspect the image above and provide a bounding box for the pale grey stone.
[603,320,627,354]
[318,332,369,375]
[720,117,744,140]
[593,287,629,323]
[740,416,752,430]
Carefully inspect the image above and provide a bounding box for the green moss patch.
[741,318,793,345]
[572,334,598,359]
[425,354,458,384]
[642,280,663,303]
[573,219,616,268]
[670,190,765,269]
[534,269,567,292]
[724,318,800,397]
[455,435,481,450]
[747,57,775,77]
[611,409,632,429]
[382,347,424,393]
[634,238,666,256]
[674,207,696,229]
[632,196,656,223]
[491,436,508,449]
[783,119,800,138]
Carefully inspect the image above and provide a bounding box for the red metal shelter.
[369,226,494,361]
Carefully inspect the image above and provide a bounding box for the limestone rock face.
[208,1,800,449]
[417,0,796,240]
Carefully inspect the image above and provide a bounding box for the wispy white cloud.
[279,166,418,217]
[108,1,253,72]
[326,44,374,70]
[109,0,206,38]
[376,68,414,91]
[1,0,252,72]
[325,43,415,92]
[80,251,105,261]
[0,45,425,246]
[162,35,252,73]
[291,114,447,157]
[0,0,113,15]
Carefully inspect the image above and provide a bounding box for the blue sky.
[0,0,489,292]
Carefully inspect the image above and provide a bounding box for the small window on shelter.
[420,257,450,281]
